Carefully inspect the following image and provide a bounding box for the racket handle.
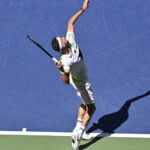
[52,57,64,72]
[52,57,58,63]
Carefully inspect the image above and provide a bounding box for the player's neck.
[63,48,72,55]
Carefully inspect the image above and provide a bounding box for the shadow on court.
[79,91,150,150]
[79,133,112,150]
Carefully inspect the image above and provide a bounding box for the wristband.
[59,66,65,74]
[81,8,85,12]
[60,69,65,74]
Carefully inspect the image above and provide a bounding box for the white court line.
[0,131,150,138]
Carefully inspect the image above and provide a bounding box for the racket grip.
[52,57,58,63]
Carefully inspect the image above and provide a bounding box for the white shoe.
[72,132,80,150]
[82,131,93,140]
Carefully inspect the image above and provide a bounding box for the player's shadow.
[79,91,150,150]
[79,132,111,150]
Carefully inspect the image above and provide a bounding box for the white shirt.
[60,32,89,84]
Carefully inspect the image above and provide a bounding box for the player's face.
[60,37,68,47]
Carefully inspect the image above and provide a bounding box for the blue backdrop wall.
[0,0,150,134]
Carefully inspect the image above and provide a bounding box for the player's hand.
[55,61,63,69]
[82,0,89,11]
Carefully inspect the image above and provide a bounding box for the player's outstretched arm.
[67,0,89,32]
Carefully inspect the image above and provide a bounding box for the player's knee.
[80,103,87,111]
[86,104,96,116]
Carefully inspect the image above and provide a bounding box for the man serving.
[51,0,96,149]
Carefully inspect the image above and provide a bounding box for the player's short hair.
[51,37,60,52]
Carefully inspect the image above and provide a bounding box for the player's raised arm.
[67,0,89,32]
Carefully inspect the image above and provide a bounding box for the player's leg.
[71,80,96,149]
[69,78,86,132]
[82,103,96,127]
[74,81,96,140]
[76,103,96,131]
[72,104,92,149]
[74,103,96,142]
[73,103,86,132]
[78,103,87,119]
[75,81,96,127]
[72,104,96,149]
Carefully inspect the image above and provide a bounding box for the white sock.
[74,118,83,131]
[77,125,85,141]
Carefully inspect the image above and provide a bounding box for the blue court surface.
[0,0,150,135]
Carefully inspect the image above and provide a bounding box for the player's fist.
[55,61,63,69]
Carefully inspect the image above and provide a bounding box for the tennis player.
[51,0,96,149]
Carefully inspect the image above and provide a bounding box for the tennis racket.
[27,34,58,63]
